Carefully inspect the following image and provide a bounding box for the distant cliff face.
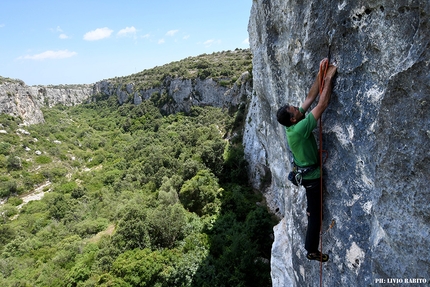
[93,72,252,114]
[0,73,252,125]
[0,83,93,125]
[245,0,429,286]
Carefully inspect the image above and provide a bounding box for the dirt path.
[16,181,52,209]
[88,224,116,243]
[1,181,52,208]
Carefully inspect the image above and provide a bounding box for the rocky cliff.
[0,72,252,125]
[93,72,252,114]
[244,0,429,286]
[0,82,93,125]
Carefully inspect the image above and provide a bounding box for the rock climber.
[276,58,337,262]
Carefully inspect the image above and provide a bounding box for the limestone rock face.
[245,0,430,286]
[1,73,251,125]
[94,72,252,114]
[0,83,92,125]
[32,85,93,109]
[0,83,44,125]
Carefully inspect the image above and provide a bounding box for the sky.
[0,0,252,86]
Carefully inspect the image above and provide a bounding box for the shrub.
[55,182,78,194]
[45,193,69,220]
[0,154,6,168]
[35,155,52,164]
[7,196,23,206]
[7,155,22,171]
[0,204,18,218]
[0,142,11,155]
[112,248,166,286]
[73,218,109,237]
[0,179,18,197]
[0,224,16,247]
[42,167,68,182]
[29,173,46,186]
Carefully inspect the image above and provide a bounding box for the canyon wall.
[93,72,252,114]
[0,73,251,125]
[0,83,92,125]
[244,0,430,286]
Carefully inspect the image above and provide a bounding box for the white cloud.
[117,26,137,37]
[183,35,190,40]
[166,29,179,36]
[158,38,165,44]
[51,26,69,39]
[142,33,150,39]
[83,27,113,41]
[243,38,249,45]
[203,39,221,47]
[18,50,77,60]
[0,24,5,28]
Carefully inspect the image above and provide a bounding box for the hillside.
[0,48,277,286]
[107,48,252,89]
[0,97,274,286]
[0,49,252,125]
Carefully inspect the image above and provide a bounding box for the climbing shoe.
[307,252,329,262]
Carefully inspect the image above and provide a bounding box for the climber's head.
[276,105,304,127]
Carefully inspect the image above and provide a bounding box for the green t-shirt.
[285,107,320,180]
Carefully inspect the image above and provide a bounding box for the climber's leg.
[304,179,321,253]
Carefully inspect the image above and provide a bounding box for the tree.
[147,204,187,249]
[179,169,222,216]
[46,193,70,220]
[200,139,226,177]
[112,204,151,250]
[0,224,16,248]
[157,175,182,205]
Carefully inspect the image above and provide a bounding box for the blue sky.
[0,0,251,86]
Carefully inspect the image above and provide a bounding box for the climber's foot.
[307,251,329,262]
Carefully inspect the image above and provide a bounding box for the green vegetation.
[0,94,274,286]
[0,76,25,86]
[106,48,252,90]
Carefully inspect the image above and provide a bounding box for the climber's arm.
[301,58,329,112]
[311,65,337,120]
[301,77,320,112]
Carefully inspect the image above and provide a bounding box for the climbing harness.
[288,161,318,186]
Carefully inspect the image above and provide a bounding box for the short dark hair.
[276,105,293,127]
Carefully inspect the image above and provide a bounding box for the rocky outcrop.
[35,85,93,109]
[0,83,44,125]
[93,72,252,114]
[0,72,252,125]
[245,0,429,286]
[0,83,93,125]
[1,70,252,125]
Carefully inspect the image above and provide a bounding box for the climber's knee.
[307,212,310,217]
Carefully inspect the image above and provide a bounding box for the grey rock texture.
[1,73,252,125]
[93,72,252,114]
[0,83,44,125]
[33,85,93,109]
[0,83,93,125]
[245,0,430,286]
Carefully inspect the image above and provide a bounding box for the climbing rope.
[318,45,331,287]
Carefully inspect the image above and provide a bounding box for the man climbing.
[276,58,337,262]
